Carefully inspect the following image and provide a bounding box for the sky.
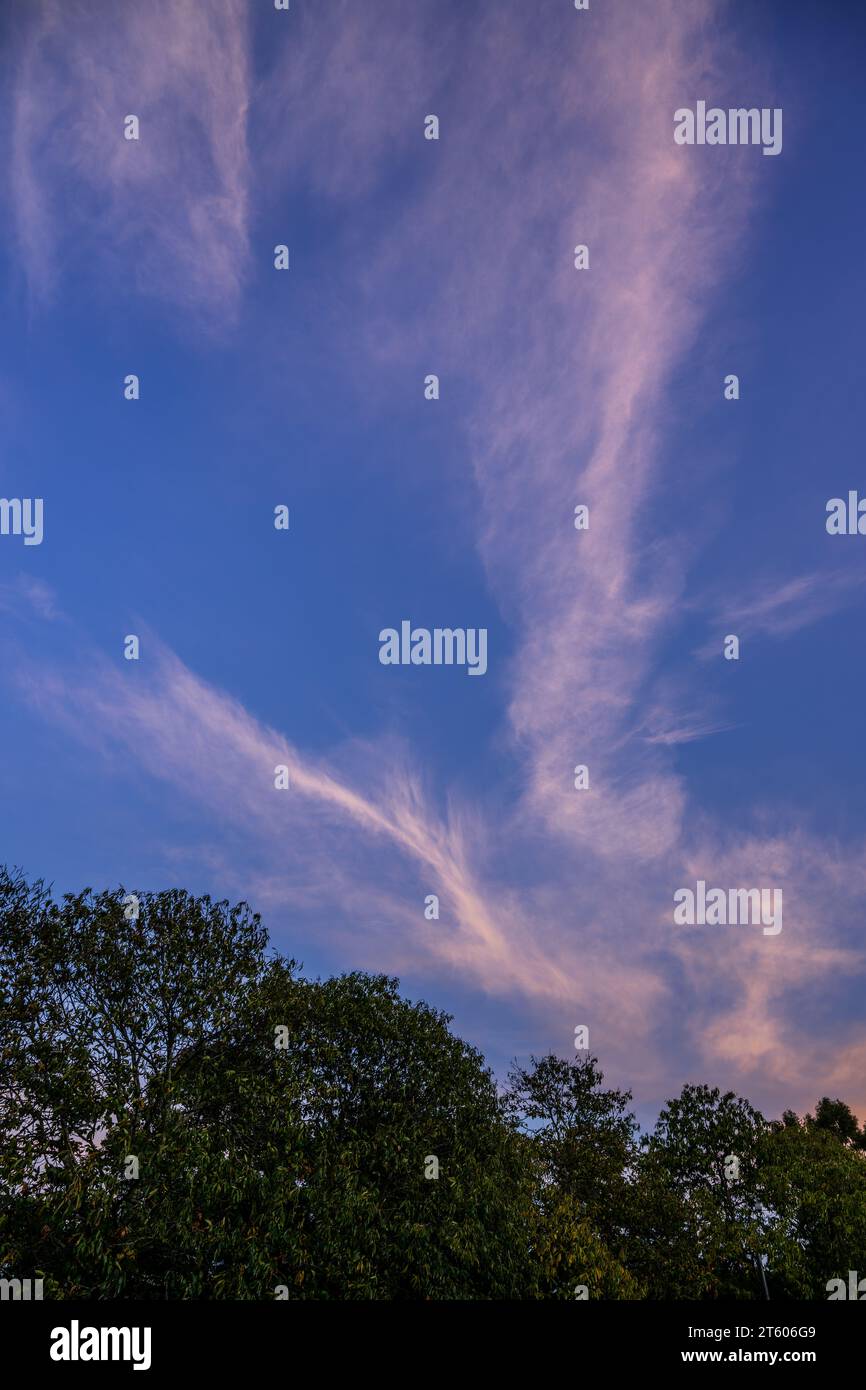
[1,0,865,1131]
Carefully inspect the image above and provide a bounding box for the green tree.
[0,868,285,1297]
[503,1054,637,1233]
[502,1052,642,1294]
[806,1096,866,1151]
[0,871,540,1298]
[757,1109,866,1298]
[6,868,861,1301]
[198,963,538,1299]
[636,1084,770,1299]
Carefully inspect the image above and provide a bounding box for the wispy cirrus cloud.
[15,626,866,1114]
[0,575,58,621]
[318,0,762,864]
[252,0,866,1113]
[640,714,740,748]
[673,827,866,1113]
[9,0,251,323]
[694,568,866,658]
[15,635,664,1037]
[255,0,454,204]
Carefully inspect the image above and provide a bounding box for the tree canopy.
[1,869,863,1300]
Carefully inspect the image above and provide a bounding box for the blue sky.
[2,0,866,1130]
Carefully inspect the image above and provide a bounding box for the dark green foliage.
[806,1096,866,1150]
[756,1110,866,1298]
[0,868,276,1298]
[0,872,539,1298]
[503,1053,638,1249]
[204,964,539,1298]
[2,868,865,1300]
[635,1084,771,1299]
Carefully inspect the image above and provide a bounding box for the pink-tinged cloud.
[693,568,866,658]
[251,0,866,1112]
[259,0,764,860]
[15,637,665,1045]
[17,624,866,1115]
[673,829,866,1115]
[256,0,453,203]
[9,0,251,324]
[0,575,58,622]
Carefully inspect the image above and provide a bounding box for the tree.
[636,1084,770,1299]
[5,867,863,1301]
[806,1097,866,1151]
[757,1109,866,1298]
[0,871,538,1298]
[503,1053,638,1238]
[502,1052,642,1295]
[0,868,280,1297]
[197,963,538,1299]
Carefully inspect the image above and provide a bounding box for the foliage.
[2,869,864,1300]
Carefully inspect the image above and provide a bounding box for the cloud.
[271,0,764,865]
[14,617,866,1114]
[0,575,58,621]
[640,716,740,747]
[694,568,866,657]
[14,636,663,1036]
[250,0,866,1113]
[256,0,454,203]
[673,829,866,1114]
[9,0,251,325]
